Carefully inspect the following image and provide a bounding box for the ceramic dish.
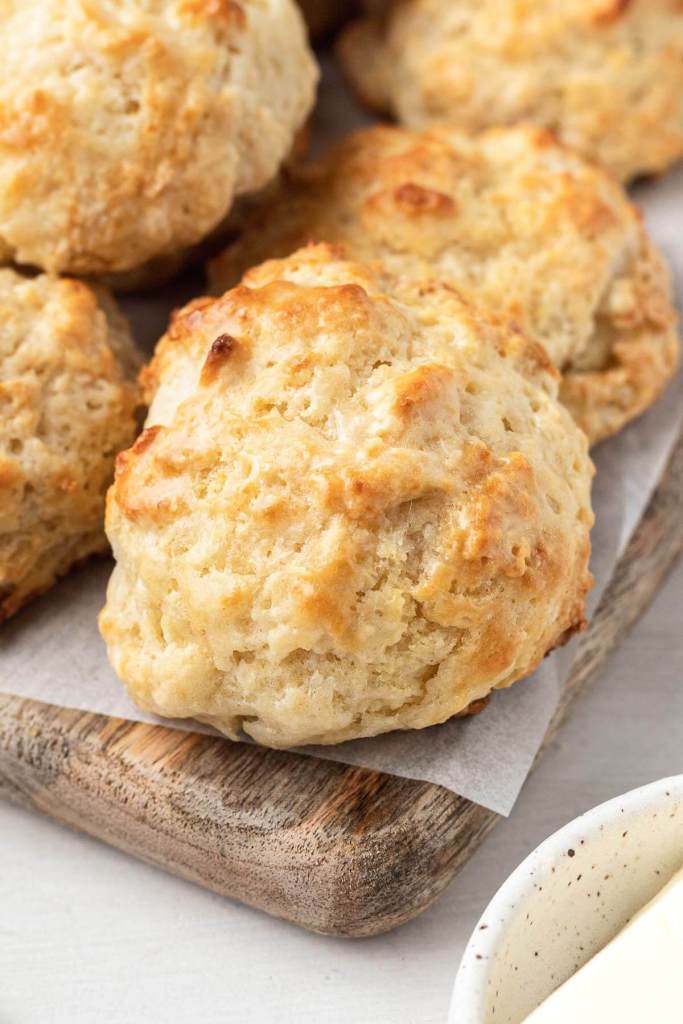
[450,775,683,1023]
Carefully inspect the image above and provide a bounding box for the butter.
[523,865,683,1022]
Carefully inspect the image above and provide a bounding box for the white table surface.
[2,555,682,1024]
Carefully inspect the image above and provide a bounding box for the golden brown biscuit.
[0,272,140,620]
[209,125,680,444]
[100,244,594,748]
[0,0,317,279]
[338,0,683,182]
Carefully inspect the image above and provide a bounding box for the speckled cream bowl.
[450,776,683,1024]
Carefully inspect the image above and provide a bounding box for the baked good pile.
[1,1,679,748]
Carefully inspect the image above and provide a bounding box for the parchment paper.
[1,61,681,816]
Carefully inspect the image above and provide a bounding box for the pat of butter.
[523,864,683,1022]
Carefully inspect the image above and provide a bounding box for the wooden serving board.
[1,430,682,938]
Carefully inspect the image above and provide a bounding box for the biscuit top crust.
[102,245,593,747]
[0,0,317,275]
[338,0,683,181]
[209,125,679,443]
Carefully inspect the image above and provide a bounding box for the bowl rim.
[449,774,683,1024]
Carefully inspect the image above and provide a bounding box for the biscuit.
[0,272,140,620]
[0,0,318,279]
[100,244,594,748]
[338,0,683,182]
[209,125,680,444]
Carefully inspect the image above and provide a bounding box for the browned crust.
[561,241,680,444]
[207,125,680,445]
[591,0,633,25]
[200,333,239,384]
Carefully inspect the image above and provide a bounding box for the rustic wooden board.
[1,430,682,938]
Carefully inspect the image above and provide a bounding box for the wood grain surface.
[1,430,682,938]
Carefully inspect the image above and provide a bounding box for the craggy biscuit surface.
[338,0,683,182]
[0,271,140,620]
[101,245,593,748]
[0,0,317,277]
[209,125,680,444]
